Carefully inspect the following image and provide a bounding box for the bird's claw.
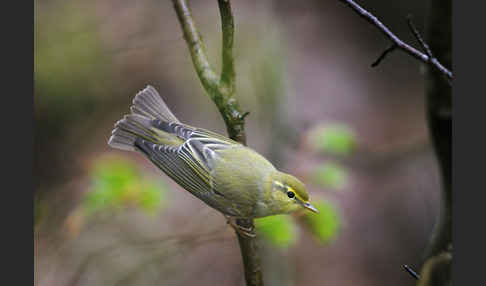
[225,216,256,238]
[234,224,256,238]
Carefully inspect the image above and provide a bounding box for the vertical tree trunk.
[419,0,452,285]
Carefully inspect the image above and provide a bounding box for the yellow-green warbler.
[108,86,318,222]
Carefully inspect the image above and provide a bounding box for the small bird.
[108,86,318,226]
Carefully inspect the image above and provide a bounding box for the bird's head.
[267,171,318,215]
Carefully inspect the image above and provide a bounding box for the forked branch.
[338,0,453,82]
[339,1,452,285]
[171,0,247,143]
[171,1,263,285]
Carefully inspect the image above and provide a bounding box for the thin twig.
[407,15,433,58]
[171,1,262,286]
[241,111,251,120]
[337,0,453,81]
[371,44,397,67]
[407,15,453,87]
[403,265,420,280]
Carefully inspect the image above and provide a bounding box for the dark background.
[34,0,444,285]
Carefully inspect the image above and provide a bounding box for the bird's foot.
[225,216,256,238]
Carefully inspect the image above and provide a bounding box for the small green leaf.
[302,199,340,244]
[311,162,348,190]
[309,124,356,156]
[84,155,167,214]
[255,215,298,249]
[138,181,166,214]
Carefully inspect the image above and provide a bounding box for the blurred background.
[34,0,442,285]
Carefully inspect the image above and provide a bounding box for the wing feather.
[134,123,245,214]
[149,121,241,174]
[136,139,211,198]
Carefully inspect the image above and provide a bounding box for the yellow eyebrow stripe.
[274,181,307,202]
[286,186,306,202]
[274,181,285,189]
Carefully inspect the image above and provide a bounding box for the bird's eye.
[287,191,295,199]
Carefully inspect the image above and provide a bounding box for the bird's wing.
[136,138,214,200]
[149,120,241,170]
[134,123,241,200]
[183,128,241,170]
[151,120,239,145]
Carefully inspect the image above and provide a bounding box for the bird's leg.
[225,215,256,238]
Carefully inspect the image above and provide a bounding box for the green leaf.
[311,162,348,190]
[84,155,167,214]
[309,124,356,156]
[302,199,340,244]
[92,157,139,192]
[255,215,298,249]
[138,181,167,214]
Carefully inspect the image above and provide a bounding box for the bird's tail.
[108,85,181,151]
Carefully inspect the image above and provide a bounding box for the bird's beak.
[303,202,319,214]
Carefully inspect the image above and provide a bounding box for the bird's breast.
[208,146,276,217]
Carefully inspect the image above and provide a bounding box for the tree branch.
[417,251,452,286]
[407,15,433,59]
[370,44,397,67]
[171,1,262,285]
[419,0,452,285]
[171,0,219,95]
[337,1,452,285]
[403,265,420,280]
[337,0,453,81]
[218,0,235,91]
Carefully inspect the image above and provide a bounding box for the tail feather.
[117,114,159,141]
[131,85,180,123]
[108,85,181,151]
[108,129,136,151]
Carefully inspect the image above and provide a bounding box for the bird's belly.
[204,147,275,218]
